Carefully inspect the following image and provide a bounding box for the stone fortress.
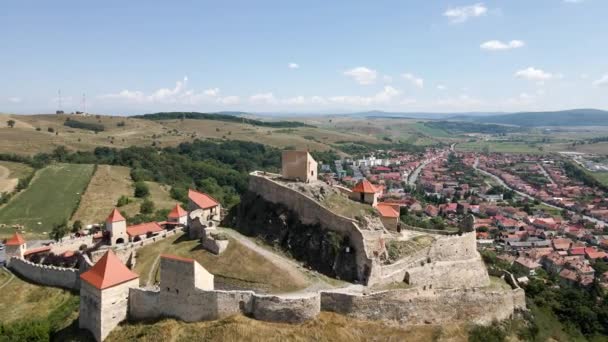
[5,150,525,341]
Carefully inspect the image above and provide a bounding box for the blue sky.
[1,0,607,114]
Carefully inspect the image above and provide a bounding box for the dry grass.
[107,312,468,342]
[134,233,309,293]
[0,161,34,193]
[0,268,76,324]
[71,165,133,225]
[320,193,375,219]
[120,181,176,217]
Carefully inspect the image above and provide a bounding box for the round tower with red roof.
[4,232,26,259]
[105,208,128,245]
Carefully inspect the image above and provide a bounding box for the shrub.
[140,199,155,214]
[116,195,130,207]
[134,181,150,198]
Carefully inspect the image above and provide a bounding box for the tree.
[116,195,130,207]
[6,120,15,128]
[72,220,83,233]
[134,181,149,198]
[140,199,155,214]
[49,221,68,241]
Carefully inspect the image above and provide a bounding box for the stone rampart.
[129,287,321,324]
[7,257,79,290]
[248,172,378,283]
[321,286,525,326]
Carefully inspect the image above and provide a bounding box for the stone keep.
[4,232,26,259]
[105,208,128,245]
[281,150,318,183]
[79,250,139,341]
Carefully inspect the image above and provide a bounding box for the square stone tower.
[79,250,139,342]
[4,232,26,259]
[105,208,128,245]
[281,150,318,183]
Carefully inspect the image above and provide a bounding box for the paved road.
[473,158,607,227]
[537,163,556,186]
[407,158,435,186]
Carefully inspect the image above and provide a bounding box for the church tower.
[105,208,127,245]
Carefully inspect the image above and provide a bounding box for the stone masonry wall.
[129,287,320,324]
[321,286,525,326]
[7,257,79,290]
[248,172,379,283]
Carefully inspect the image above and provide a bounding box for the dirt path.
[219,228,355,295]
[146,255,161,286]
[0,165,18,193]
[0,268,15,290]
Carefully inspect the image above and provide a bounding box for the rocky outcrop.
[227,190,360,281]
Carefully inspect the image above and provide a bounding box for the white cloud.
[444,3,487,23]
[564,0,584,3]
[343,66,377,85]
[8,97,22,103]
[98,77,240,106]
[382,75,393,83]
[505,92,535,106]
[329,86,401,106]
[217,96,240,105]
[593,74,608,87]
[437,95,482,108]
[401,73,424,88]
[203,88,220,97]
[480,40,525,51]
[436,85,447,91]
[288,63,299,69]
[515,67,554,82]
[249,92,278,105]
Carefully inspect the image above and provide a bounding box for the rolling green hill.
[452,109,608,127]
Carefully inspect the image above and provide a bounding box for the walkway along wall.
[7,257,80,290]
[248,172,384,284]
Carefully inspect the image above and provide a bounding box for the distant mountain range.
[207,109,608,127]
[449,109,608,127]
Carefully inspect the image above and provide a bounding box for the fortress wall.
[405,258,490,289]
[427,232,478,261]
[7,257,79,290]
[248,173,376,282]
[321,287,525,326]
[252,293,320,323]
[129,288,161,321]
[129,287,321,324]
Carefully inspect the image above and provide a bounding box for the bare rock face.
[226,191,360,281]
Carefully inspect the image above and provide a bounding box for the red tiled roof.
[126,222,163,237]
[23,246,51,256]
[161,254,194,263]
[352,179,378,194]
[168,204,187,219]
[80,250,139,290]
[5,232,26,246]
[106,208,126,223]
[188,189,220,209]
[376,203,400,218]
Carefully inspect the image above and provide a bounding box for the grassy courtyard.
[0,163,95,239]
[133,232,309,293]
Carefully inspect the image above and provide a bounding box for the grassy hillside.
[105,313,467,342]
[0,268,77,324]
[70,165,133,225]
[0,163,94,239]
[133,233,309,293]
[460,109,608,127]
[0,161,34,194]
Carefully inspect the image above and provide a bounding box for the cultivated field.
[0,163,94,239]
[71,165,133,225]
[72,165,177,225]
[133,233,309,293]
[456,141,545,154]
